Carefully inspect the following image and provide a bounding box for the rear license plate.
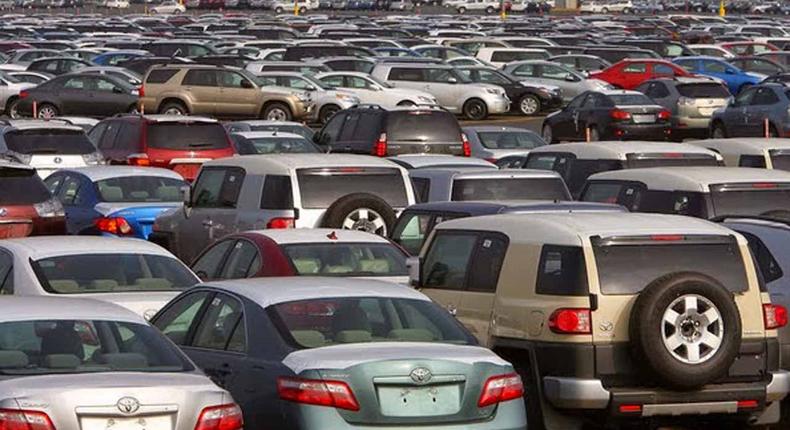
[378,384,461,417]
[632,114,656,124]
[0,223,32,238]
[699,108,715,117]
[80,415,172,430]
[172,164,201,180]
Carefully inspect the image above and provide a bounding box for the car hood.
[95,202,182,217]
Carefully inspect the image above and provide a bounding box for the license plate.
[699,108,715,117]
[378,384,461,417]
[632,114,656,124]
[80,415,172,430]
[172,164,201,181]
[0,223,32,238]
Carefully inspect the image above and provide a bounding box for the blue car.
[672,56,762,94]
[92,50,152,67]
[43,166,187,239]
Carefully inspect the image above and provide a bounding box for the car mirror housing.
[565,74,577,82]
[406,256,421,288]
[448,77,458,84]
[180,185,192,207]
[241,80,255,89]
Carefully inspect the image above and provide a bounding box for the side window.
[115,122,140,151]
[153,291,211,345]
[43,174,63,195]
[425,68,455,83]
[581,93,600,109]
[542,65,571,80]
[99,120,121,150]
[422,232,478,290]
[218,71,250,89]
[751,88,780,106]
[88,122,107,145]
[651,82,671,98]
[95,77,119,93]
[192,293,245,352]
[567,94,587,109]
[337,112,361,141]
[622,63,647,73]
[653,64,675,76]
[734,87,756,107]
[702,61,727,74]
[511,64,535,77]
[57,176,82,206]
[581,182,623,204]
[320,75,344,88]
[182,70,218,87]
[219,240,261,280]
[391,212,432,256]
[466,234,508,292]
[318,112,346,145]
[739,155,767,168]
[192,239,234,281]
[739,231,784,284]
[536,245,588,296]
[525,154,559,171]
[388,68,423,81]
[411,177,430,203]
[62,76,88,89]
[261,175,294,209]
[219,168,244,208]
[0,250,13,295]
[192,168,245,208]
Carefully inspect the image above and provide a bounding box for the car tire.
[462,98,488,120]
[318,104,340,124]
[629,272,741,390]
[485,5,494,13]
[274,5,283,12]
[159,100,188,115]
[37,103,58,119]
[5,96,19,119]
[518,94,541,116]
[262,102,293,121]
[541,123,554,143]
[457,6,465,13]
[321,193,396,237]
[711,123,727,138]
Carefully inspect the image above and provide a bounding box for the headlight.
[82,151,104,165]
[336,93,355,102]
[296,92,311,103]
[34,198,64,218]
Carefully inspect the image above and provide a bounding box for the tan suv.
[411,212,790,429]
[140,65,312,121]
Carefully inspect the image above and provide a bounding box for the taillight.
[127,153,150,166]
[0,409,55,430]
[658,110,671,120]
[478,373,523,408]
[461,133,471,157]
[372,133,387,157]
[610,109,632,121]
[763,304,788,330]
[194,404,243,430]
[18,90,28,99]
[277,377,360,411]
[267,217,295,229]
[138,85,145,97]
[95,217,134,236]
[549,308,591,334]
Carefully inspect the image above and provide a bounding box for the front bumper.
[485,96,510,115]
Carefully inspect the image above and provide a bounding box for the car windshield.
[451,178,570,201]
[0,167,50,204]
[609,94,655,105]
[710,184,790,217]
[386,111,462,143]
[282,242,407,277]
[297,168,408,209]
[31,254,199,294]
[677,83,730,98]
[237,136,317,155]
[4,129,96,155]
[592,236,748,295]
[0,319,191,375]
[270,297,473,349]
[146,122,230,150]
[96,176,186,203]
[477,131,545,150]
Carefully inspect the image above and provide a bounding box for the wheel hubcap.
[267,108,287,121]
[39,107,56,118]
[165,107,183,115]
[662,294,724,365]
[521,97,538,114]
[342,208,386,235]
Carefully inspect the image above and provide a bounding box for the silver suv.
[370,63,510,120]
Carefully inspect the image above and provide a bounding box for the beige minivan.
[412,212,790,429]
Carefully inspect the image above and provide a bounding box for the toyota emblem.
[116,397,140,415]
[53,157,62,164]
[0,208,6,217]
[409,367,432,385]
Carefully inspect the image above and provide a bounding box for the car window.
[536,245,588,296]
[391,212,433,256]
[145,69,178,84]
[425,68,455,83]
[57,175,82,206]
[319,75,344,88]
[511,64,535,77]
[581,182,623,204]
[87,122,107,145]
[623,62,647,73]
[734,87,756,107]
[192,167,244,208]
[260,175,294,209]
[95,78,119,93]
[451,178,570,202]
[96,176,186,203]
[192,293,245,352]
[154,291,211,345]
[567,94,587,109]
[318,112,346,145]
[98,120,121,149]
[422,232,478,290]
[297,168,408,209]
[218,71,250,89]
[0,250,12,295]
[347,76,373,89]
[466,234,508,292]
[183,69,218,87]
[62,76,88,90]
[192,239,234,281]
[388,68,424,81]
[738,231,783,284]
[702,60,727,74]
[653,64,675,76]
[751,88,780,106]
[541,64,571,79]
[219,240,260,280]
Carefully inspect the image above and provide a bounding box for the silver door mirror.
[406,256,421,288]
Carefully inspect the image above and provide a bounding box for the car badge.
[116,397,140,415]
[410,367,432,385]
[0,208,6,217]
[53,157,62,164]
[600,321,614,332]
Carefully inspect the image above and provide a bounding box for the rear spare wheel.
[321,192,396,236]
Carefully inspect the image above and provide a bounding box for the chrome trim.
[542,377,610,409]
[766,370,790,403]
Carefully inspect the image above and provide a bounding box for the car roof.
[2,120,83,132]
[403,200,625,215]
[588,166,790,191]
[695,138,790,153]
[462,125,535,133]
[200,277,429,309]
[0,296,145,324]
[138,114,218,123]
[232,131,304,139]
[0,236,177,260]
[241,228,391,244]
[529,141,721,160]
[410,167,563,179]
[202,153,405,175]
[386,155,495,169]
[55,166,185,182]
[434,212,738,247]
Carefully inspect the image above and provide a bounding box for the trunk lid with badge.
[4,127,100,178]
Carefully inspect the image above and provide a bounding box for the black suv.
[313,105,468,157]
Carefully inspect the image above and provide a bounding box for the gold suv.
[140,65,312,121]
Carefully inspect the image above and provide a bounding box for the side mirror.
[241,80,255,89]
[112,86,124,94]
[447,77,458,84]
[306,85,316,91]
[564,73,577,82]
[406,256,421,288]
[180,185,191,207]
[725,69,736,75]
[196,270,209,282]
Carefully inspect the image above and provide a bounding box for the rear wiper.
[188,142,216,148]
[26,149,59,154]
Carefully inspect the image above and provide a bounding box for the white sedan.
[151,0,186,13]
[0,236,200,319]
[0,296,239,430]
[315,72,439,109]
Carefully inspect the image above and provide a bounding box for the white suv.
[580,0,633,13]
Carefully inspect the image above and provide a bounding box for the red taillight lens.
[737,400,759,410]
[478,373,524,408]
[549,308,591,334]
[127,153,150,166]
[461,133,471,157]
[763,304,788,330]
[94,217,133,236]
[658,110,671,120]
[650,234,684,241]
[0,409,55,430]
[373,133,387,157]
[610,109,631,121]
[18,90,28,99]
[618,404,642,414]
[266,217,295,229]
[194,404,243,430]
[277,377,360,411]
[138,85,145,97]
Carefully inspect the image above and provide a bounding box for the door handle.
[202,219,214,228]
[446,304,457,316]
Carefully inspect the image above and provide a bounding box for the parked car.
[315,71,438,109]
[709,84,790,138]
[26,56,91,76]
[728,56,786,77]
[256,71,359,124]
[462,126,546,162]
[590,59,695,90]
[673,56,762,94]
[151,277,527,429]
[152,0,187,12]
[0,296,239,430]
[225,120,314,139]
[14,73,139,119]
[502,60,612,102]
[0,71,34,117]
[0,160,65,238]
[456,66,563,116]
[691,138,790,169]
[475,47,551,68]
[548,54,612,74]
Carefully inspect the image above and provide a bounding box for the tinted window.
[261,175,293,209]
[411,177,430,203]
[451,178,570,201]
[391,212,433,256]
[386,111,461,143]
[0,167,51,204]
[466,235,508,292]
[710,187,790,217]
[182,70,217,87]
[536,245,588,296]
[751,88,780,106]
[155,292,210,345]
[739,231,783,284]
[219,240,260,280]
[115,122,140,150]
[677,83,730,98]
[609,94,655,105]
[192,240,233,281]
[0,250,12,295]
[96,176,186,203]
[476,131,544,150]
[5,129,96,155]
[145,69,178,84]
[423,232,477,290]
[297,168,408,208]
[237,136,315,155]
[192,293,245,351]
[192,167,244,208]
[388,68,424,81]
[740,155,768,168]
[146,123,229,150]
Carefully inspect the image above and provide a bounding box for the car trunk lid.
[98,202,182,239]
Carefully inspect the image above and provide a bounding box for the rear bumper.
[607,123,671,140]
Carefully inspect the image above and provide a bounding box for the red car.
[0,162,65,238]
[590,59,694,90]
[87,115,236,182]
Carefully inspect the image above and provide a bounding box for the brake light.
[737,400,759,410]
[94,217,133,236]
[658,110,671,120]
[650,234,684,241]
[0,409,55,430]
[763,304,788,330]
[662,152,682,158]
[610,109,631,120]
[18,90,28,99]
[461,133,471,157]
[138,85,145,97]
[753,183,778,189]
[194,404,243,430]
[478,373,524,408]
[277,377,360,411]
[373,133,387,157]
[127,153,150,166]
[267,217,295,229]
[619,404,642,414]
[549,308,591,334]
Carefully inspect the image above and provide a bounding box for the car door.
[746,86,780,136]
[423,68,459,110]
[386,67,426,93]
[181,69,218,115]
[727,86,757,137]
[552,93,588,140]
[56,174,96,234]
[217,70,258,117]
[58,75,93,115]
[344,75,379,104]
[91,76,131,115]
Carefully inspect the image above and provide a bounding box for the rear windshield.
[247,125,313,139]
[270,297,473,349]
[96,176,187,203]
[0,320,191,375]
[710,185,790,218]
[677,83,730,98]
[297,168,408,209]
[282,243,407,277]
[0,167,50,204]
[386,111,461,143]
[609,94,655,106]
[5,129,96,155]
[32,254,199,294]
[592,237,748,295]
[477,131,545,150]
[451,178,570,201]
[146,123,229,150]
[237,137,317,155]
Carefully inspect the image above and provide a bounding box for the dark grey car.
[710,83,790,138]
